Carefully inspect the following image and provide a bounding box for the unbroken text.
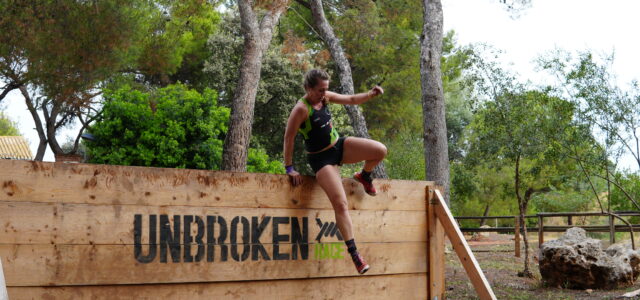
[133,214,309,263]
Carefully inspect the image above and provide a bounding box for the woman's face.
[305,80,329,103]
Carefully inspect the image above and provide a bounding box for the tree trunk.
[479,204,491,227]
[515,153,533,278]
[20,86,47,161]
[307,0,387,178]
[43,101,64,156]
[222,0,287,171]
[420,0,450,204]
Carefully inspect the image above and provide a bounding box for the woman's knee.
[379,142,388,159]
[373,141,387,160]
[329,197,349,213]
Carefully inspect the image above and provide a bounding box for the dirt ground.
[444,233,640,300]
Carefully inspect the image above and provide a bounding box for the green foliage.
[386,129,425,180]
[371,31,475,180]
[451,162,517,227]
[539,50,640,171]
[137,0,221,88]
[442,31,475,161]
[0,1,152,100]
[609,173,640,211]
[87,84,282,173]
[0,112,19,136]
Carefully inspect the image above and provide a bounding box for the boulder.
[479,225,492,237]
[539,227,640,289]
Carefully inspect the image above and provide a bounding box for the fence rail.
[454,211,640,257]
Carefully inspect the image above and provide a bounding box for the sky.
[3,0,640,168]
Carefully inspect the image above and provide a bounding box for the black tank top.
[298,97,340,152]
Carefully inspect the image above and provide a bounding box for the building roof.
[0,136,33,160]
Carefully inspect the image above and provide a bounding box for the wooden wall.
[0,160,438,299]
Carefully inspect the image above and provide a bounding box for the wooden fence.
[0,160,495,299]
[456,212,640,256]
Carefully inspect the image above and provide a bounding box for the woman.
[283,69,387,274]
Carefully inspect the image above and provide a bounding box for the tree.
[0,1,156,160]
[133,0,221,89]
[1,1,221,161]
[0,112,19,135]
[468,89,577,277]
[86,84,281,173]
[421,0,450,203]
[222,0,289,171]
[538,50,640,242]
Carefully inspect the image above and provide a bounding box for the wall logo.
[315,218,343,242]
[133,214,346,264]
[314,218,345,260]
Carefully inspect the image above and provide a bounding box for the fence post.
[538,215,544,248]
[609,215,615,245]
[567,215,572,226]
[514,216,520,258]
[1,257,8,300]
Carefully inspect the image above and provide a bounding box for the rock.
[479,225,491,237]
[538,227,640,289]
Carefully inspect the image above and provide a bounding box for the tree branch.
[0,81,21,102]
[294,0,310,9]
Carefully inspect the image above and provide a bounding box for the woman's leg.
[315,164,353,240]
[341,137,387,171]
[315,163,369,274]
[342,137,387,196]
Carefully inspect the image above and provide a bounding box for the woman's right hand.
[287,170,303,186]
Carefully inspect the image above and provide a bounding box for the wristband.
[285,165,294,174]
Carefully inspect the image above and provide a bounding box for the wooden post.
[432,189,497,300]
[427,187,445,300]
[0,257,8,300]
[567,216,572,226]
[610,215,616,245]
[514,216,520,258]
[538,215,544,248]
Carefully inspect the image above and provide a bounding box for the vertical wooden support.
[0,257,8,300]
[538,215,544,248]
[609,215,616,245]
[431,188,497,300]
[427,186,445,300]
[567,216,573,226]
[514,216,520,258]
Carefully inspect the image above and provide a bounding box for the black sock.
[361,170,372,182]
[345,239,357,256]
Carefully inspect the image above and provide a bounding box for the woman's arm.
[283,103,307,186]
[326,85,384,105]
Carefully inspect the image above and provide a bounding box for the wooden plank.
[0,242,426,286]
[426,187,445,300]
[433,190,496,300]
[7,273,427,300]
[0,160,431,211]
[0,201,426,245]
